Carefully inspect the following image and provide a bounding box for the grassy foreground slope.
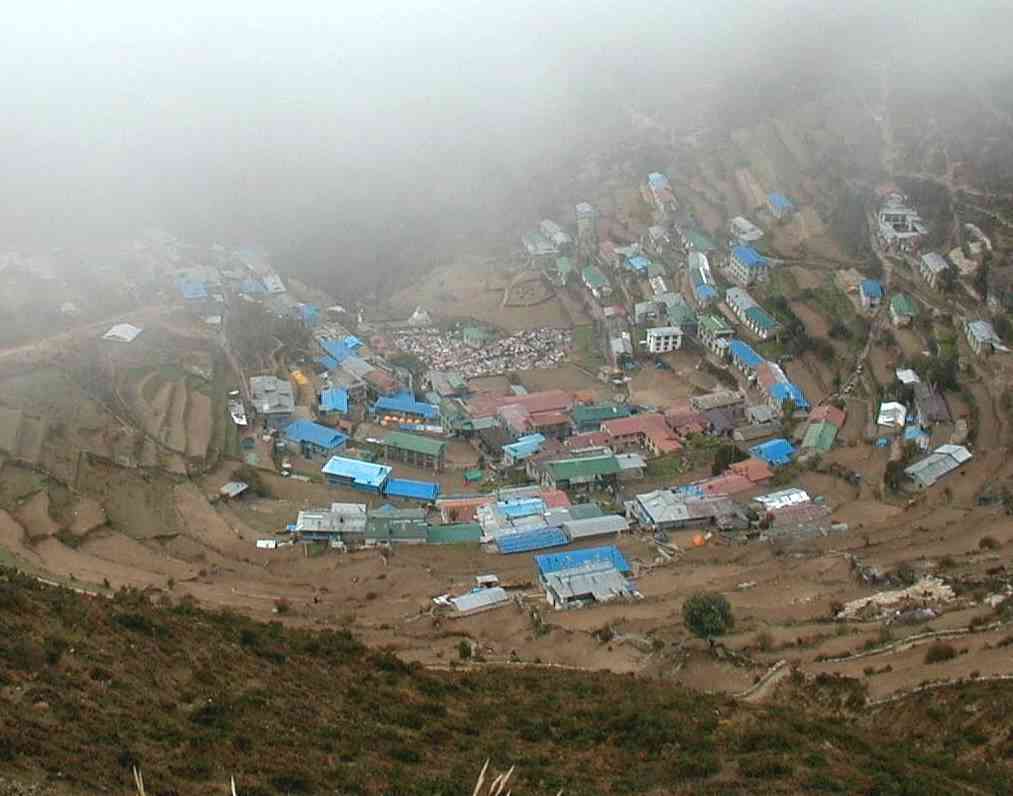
[0,570,1010,795]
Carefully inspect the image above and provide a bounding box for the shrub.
[924,642,957,664]
[274,598,291,614]
[682,593,735,639]
[979,536,1001,551]
[458,640,472,660]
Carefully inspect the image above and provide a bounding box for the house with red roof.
[601,414,683,458]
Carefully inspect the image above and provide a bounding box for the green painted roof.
[367,505,428,540]
[744,305,779,332]
[464,468,484,482]
[890,293,917,317]
[582,265,608,290]
[699,314,733,335]
[556,256,574,274]
[684,228,717,252]
[426,523,483,544]
[571,403,631,426]
[802,421,838,452]
[666,301,698,326]
[382,431,447,457]
[544,454,621,481]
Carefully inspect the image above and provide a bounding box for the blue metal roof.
[769,382,809,410]
[239,278,266,295]
[320,338,354,364]
[177,279,208,300]
[729,339,764,368]
[321,456,392,489]
[647,172,670,189]
[317,355,339,371]
[503,433,545,460]
[385,478,440,501]
[319,387,349,413]
[904,425,929,441]
[535,545,630,576]
[745,305,779,332]
[749,438,797,466]
[343,335,363,350]
[768,192,795,212]
[626,255,652,272]
[372,390,440,420]
[694,284,718,302]
[496,527,568,554]
[861,279,883,299]
[733,246,766,268]
[284,420,347,450]
[498,497,546,519]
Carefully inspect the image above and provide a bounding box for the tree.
[884,460,904,492]
[682,592,735,639]
[712,444,747,476]
[938,266,957,294]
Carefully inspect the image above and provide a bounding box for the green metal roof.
[684,228,717,252]
[571,403,631,427]
[666,301,698,326]
[890,293,917,317]
[367,505,428,540]
[544,454,621,481]
[382,430,447,457]
[567,503,605,521]
[802,421,838,452]
[464,468,484,482]
[426,523,483,544]
[582,265,608,290]
[556,256,574,275]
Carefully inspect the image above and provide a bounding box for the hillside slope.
[0,570,1010,795]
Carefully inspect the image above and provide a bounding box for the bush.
[682,593,735,639]
[979,536,1001,551]
[458,640,472,660]
[924,642,957,664]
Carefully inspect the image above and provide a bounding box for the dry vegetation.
[0,570,1010,795]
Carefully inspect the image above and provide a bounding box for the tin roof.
[385,478,440,501]
[535,545,630,576]
[320,456,392,488]
[381,431,447,457]
[496,527,568,554]
[284,420,347,450]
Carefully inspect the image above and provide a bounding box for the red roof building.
[808,404,847,428]
[729,457,774,485]
[467,389,573,419]
[602,414,683,457]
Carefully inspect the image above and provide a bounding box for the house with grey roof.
[919,252,950,289]
[904,444,972,490]
[964,319,1007,357]
[250,375,295,429]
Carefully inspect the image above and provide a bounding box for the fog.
[2,1,1012,290]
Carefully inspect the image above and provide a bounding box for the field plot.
[388,258,574,331]
[121,364,213,460]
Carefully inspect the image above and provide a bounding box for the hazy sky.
[1,1,1010,259]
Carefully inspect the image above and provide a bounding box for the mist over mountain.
[1,1,1012,293]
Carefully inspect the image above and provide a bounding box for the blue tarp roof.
[496,527,568,554]
[672,484,706,499]
[733,246,766,268]
[503,433,545,460]
[625,255,652,272]
[344,335,363,349]
[319,387,349,413]
[372,390,440,420]
[177,279,208,300]
[729,339,764,368]
[320,338,355,364]
[317,355,339,371]
[239,278,266,295]
[385,478,440,501]
[647,172,670,188]
[904,425,929,441]
[750,438,797,466]
[769,382,810,410]
[768,192,795,212]
[535,545,630,576]
[498,497,546,519]
[861,279,884,298]
[321,456,392,489]
[284,420,347,450]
